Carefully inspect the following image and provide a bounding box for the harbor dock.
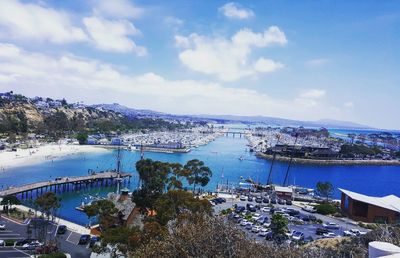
[0,171,132,198]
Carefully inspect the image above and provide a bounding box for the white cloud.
[176,26,287,81]
[219,2,254,20]
[295,89,326,107]
[93,0,144,19]
[254,58,284,73]
[83,16,146,55]
[0,43,346,121]
[0,0,87,43]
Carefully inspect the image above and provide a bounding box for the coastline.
[256,152,400,166]
[0,144,109,171]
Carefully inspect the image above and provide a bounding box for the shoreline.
[256,152,400,166]
[0,144,109,171]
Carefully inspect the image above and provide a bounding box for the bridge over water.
[0,171,132,199]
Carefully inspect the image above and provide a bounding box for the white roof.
[339,188,400,213]
[274,186,293,193]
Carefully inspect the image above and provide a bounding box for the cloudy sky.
[0,0,399,129]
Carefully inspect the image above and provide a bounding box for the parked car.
[240,196,247,201]
[323,232,338,238]
[302,215,317,222]
[245,223,253,230]
[22,241,43,250]
[235,206,245,213]
[247,196,254,202]
[57,225,67,234]
[263,198,270,204]
[0,240,4,246]
[278,199,285,205]
[0,223,5,230]
[16,239,38,246]
[302,206,316,213]
[285,208,300,216]
[240,220,248,226]
[271,198,277,204]
[344,229,366,236]
[261,207,270,213]
[251,226,261,233]
[252,213,262,220]
[246,204,256,212]
[78,234,91,245]
[323,222,340,230]
[285,199,293,205]
[89,236,101,248]
[316,228,330,235]
[258,230,269,237]
[291,231,305,241]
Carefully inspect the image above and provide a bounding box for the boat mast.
[267,134,281,185]
[283,133,299,187]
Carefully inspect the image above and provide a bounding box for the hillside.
[0,93,186,139]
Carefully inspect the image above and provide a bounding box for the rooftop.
[339,188,400,213]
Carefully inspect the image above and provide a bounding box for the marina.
[1,132,400,226]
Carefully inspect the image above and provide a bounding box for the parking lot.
[212,196,368,243]
[0,216,92,257]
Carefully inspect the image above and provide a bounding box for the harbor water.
[0,134,399,225]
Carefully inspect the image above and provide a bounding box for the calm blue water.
[1,135,399,225]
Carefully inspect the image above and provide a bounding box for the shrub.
[315,203,339,215]
[5,239,15,246]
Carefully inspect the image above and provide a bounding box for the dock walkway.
[0,171,132,197]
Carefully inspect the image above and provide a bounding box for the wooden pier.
[0,171,132,198]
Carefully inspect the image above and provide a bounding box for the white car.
[251,226,261,233]
[240,196,247,201]
[261,207,270,212]
[323,232,338,238]
[22,240,43,250]
[240,220,248,226]
[343,230,356,237]
[302,206,316,213]
[323,222,340,230]
[252,213,261,220]
[0,240,4,246]
[263,222,271,227]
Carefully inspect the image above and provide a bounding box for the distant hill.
[92,103,372,129]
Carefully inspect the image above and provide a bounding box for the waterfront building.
[274,186,293,200]
[340,188,400,224]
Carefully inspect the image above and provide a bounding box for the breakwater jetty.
[256,153,400,166]
[0,171,132,198]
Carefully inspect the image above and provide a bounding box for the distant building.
[340,188,400,224]
[111,138,123,145]
[274,186,293,200]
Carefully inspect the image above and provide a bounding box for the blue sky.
[0,0,399,129]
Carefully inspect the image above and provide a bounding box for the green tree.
[154,190,212,225]
[34,192,60,244]
[133,159,171,209]
[1,195,21,213]
[83,204,98,227]
[184,159,212,193]
[76,132,88,145]
[271,213,288,237]
[315,181,334,202]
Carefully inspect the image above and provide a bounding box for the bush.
[315,203,339,215]
[5,239,15,246]
[39,253,67,258]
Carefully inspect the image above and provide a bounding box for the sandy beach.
[0,144,109,170]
